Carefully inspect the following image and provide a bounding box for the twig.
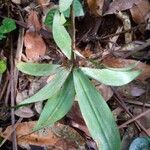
[70,3,75,60]
[119,109,150,128]
[111,87,150,136]
[10,36,18,150]
[124,100,150,108]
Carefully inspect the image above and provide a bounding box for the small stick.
[119,109,150,128]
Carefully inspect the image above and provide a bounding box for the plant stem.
[70,2,75,62]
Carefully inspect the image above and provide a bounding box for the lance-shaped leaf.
[59,0,73,12]
[17,62,60,76]
[81,67,141,86]
[53,11,72,59]
[34,74,75,131]
[64,0,84,17]
[73,69,121,150]
[18,68,70,105]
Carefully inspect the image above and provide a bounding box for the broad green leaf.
[34,74,75,130]
[45,9,57,27]
[53,11,72,59]
[73,69,121,150]
[104,62,139,71]
[129,137,150,150]
[59,0,73,12]
[0,59,7,74]
[81,67,141,86]
[64,0,84,17]
[18,68,70,105]
[0,18,16,34]
[17,62,60,76]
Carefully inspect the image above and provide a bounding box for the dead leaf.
[96,84,113,101]
[27,10,41,31]
[105,0,142,15]
[67,102,90,136]
[11,0,21,4]
[130,0,150,24]
[102,56,150,81]
[24,32,46,61]
[86,0,111,16]
[15,107,34,118]
[24,11,46,61]
[0,121,86,149]
[15,91,35,118]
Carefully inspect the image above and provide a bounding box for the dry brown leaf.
[15,91,34,118]
[86,0,111,16]
[24,10,46,61]
[11,0,21,4]
[102,56,150,81]
[0,121,85,149]
[96,84,113,101]
[130,0,150,24]
[24,32,46,61]
[105,0,142,15]
[27,10,41,31]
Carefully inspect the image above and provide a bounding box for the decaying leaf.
[86,0,111,16]
[0,121,86,149]
[24,11,46,61]
[130,0,150,24]
[103,56,150,81]
[105,0,142,15]
[15,91,34,118]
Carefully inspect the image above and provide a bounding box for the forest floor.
[0,0,150,150]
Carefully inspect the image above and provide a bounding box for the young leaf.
[59,0,73,12]
[45,8,57,27]
[34,74,75,131]
[73,69,121,150]
[18,68,71,105]
[53,11,72,59]
[64,0,84,17]
[0,18,16,34]
[0,59,6,74]
[17,62,60,76]
[81,67,141,86]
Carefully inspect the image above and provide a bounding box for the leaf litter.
[0,0,150,149]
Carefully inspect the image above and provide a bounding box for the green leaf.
[81,67,141,86]
[64,0,84,17]
[73,69,121,150]
[0,18,16,34]
[129,137,150,150]
[34,74,75,131]
[18,68,70,105]
[17,62,60,76]
[53,11,72,59]
[45,8,57,27]
[0,59,7,74]
[59,0,73,12]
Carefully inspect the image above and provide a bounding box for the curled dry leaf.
[130,0,150,24]
[15,91,34,118]
[24,10,46,61]
[105,0,142,15]
[103,56,150,81]
[0,121,86,149]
